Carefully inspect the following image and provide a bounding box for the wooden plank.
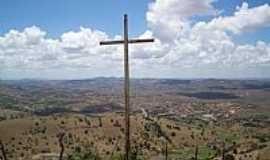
[124,14,130,160]
[129,38,155,44]
[100,39,154,45]
[100,40,124,45]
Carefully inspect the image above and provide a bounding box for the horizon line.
[1,76,270,81]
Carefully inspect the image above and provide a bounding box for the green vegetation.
[198,146,218,160]
[217,131,240,142]
[38,98,70,106]
[111,153,124,160]
[253,133,270,143]
[240,111,270,119]
[172,146,217,160]
[68,152,100,160]
[172,148,194,159]
[144,122,163,137]
[0,94,18,109]
[68,148,101,160]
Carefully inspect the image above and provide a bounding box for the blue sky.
[0,0,270,79]
[0,0,270,41]
[1,0,269,41]
[0,0,150,37]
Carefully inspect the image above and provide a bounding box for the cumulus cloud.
[143,0,270,70]
[146,0,217,42]
[61,27,109,55]
[0,26,59,69]
[1,0,270,79]
[205,2,270,34]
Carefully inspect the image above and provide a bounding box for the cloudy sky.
[0,0,270,79]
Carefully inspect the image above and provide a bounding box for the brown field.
[0,79,270,159]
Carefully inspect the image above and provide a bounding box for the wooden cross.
[100,14,154,160]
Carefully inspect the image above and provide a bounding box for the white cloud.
[142,1,270,71]
[146,0,217,42]
[205,2,270,34]
[61,27,109,55]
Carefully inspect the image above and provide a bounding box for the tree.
[194,145,198,160]
[222,142,226,160]
[98,117,102,127]
[110,140,119,160]
[0,140,7,160]
[165,141,168,160]
[58,133,65,160]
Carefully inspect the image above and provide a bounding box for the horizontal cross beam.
[100,38,154,45]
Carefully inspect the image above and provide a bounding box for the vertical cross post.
[165,141,168,160]
[100,14,154,160]
[124,14,130,160]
